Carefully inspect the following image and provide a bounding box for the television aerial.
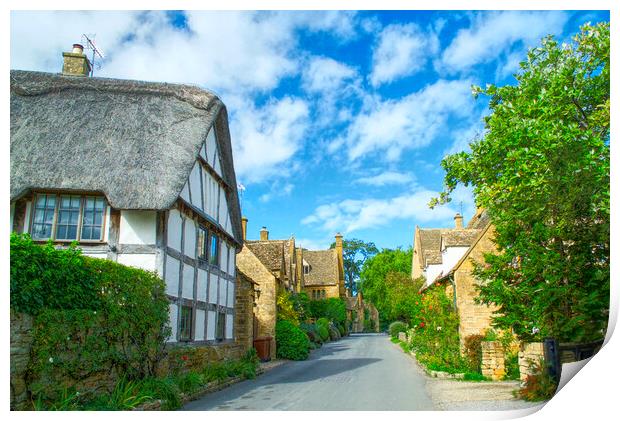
[81,34,105,77]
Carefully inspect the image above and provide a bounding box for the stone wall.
[236,245,277,359]
[481,341,506,380]
[453,226,499,350]
[234,275,255,352]
[518,342,545,382]
[10,311,34,410]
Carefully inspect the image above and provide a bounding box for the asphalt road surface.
[183,333,435,411]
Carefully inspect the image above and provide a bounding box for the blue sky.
[10,10,610,250]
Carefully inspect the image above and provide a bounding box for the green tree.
[359,248,415,322]
[431,23,609,342]
[330,238,378,295]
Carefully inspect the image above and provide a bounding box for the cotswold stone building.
[413,209,498,349]
[10,45,248,351]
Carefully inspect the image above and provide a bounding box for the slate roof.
[303,249,339,286]
[10,70,243,244]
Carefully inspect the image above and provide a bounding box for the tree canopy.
[330,238,378,295]
[431,22,610,342]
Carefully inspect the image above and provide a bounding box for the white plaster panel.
[183,218,196,259]
[195,309,205,341]
[213,152,222,177]
[206,127,217,167]
[182,264,195,299]
[220,242,228,272]
[23,201,32,234]
[227,281,235,308]
[208,273,219,304]
[166,209,183,253]
[197,268,208,302]
[167,303,178,343]
[180,182,190,203]
[165,255,180,296]
[218,277,227,307]
[441,246,470,276]
[117,253,156,272]
[425,264,443,287]
[199,142,207,161]
[103,206,111,242]
[225,314,233,339]
[218,187,227,224]
[119,210,156,245]
[207,311,216,340]
[228,246,236,276]
[189,162,203,211]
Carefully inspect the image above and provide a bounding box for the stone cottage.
[10,45,251,356]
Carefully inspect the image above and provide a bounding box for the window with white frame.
[31,193,107,241]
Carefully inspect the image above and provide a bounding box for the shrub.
[300,323,322,344]
[463,372,489,381]
[463,334,484,373]
[504,351,520,380]
[516,360,558,401]
[175,372,204,395]
[276,320,310,360]
[328,325,341,341]
[81,377,153,410]
[136,377,181,410]
[316,318,331,342]
[337,324,345,336]
[276,289,300,325]
[290,292,311,322]
[309,298,347,326]
[388,321,407,338]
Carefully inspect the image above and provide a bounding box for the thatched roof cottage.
[10,47,244,346]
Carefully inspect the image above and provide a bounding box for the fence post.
[543,337,561,384]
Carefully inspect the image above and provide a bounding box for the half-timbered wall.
[163,124,238,344]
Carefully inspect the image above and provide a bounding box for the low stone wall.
[398,332,407,342]
[10,311,34,410]
[481,341,506,380]
[518,342,544,382]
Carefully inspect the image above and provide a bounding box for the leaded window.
[31,193,106,241]
[209,233,219,267]
[197,226,208,261]
[179,305,193,342]
[216,310,226,341]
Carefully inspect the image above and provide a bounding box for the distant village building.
[413,209,498,348]
[10,45,250,354]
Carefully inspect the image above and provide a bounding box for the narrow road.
[183,333,435,410]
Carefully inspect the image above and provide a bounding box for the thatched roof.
[10,70,243,244]
[303,249,338,286]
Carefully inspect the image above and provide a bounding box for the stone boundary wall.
[398,332,407,342]
[10,311,34,410]
[518,342,544,382]
[10,310,250,410]
[481,341,506,380]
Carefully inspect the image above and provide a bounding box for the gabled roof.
[417,228,450,265]
[441,229,481,248]
[236,245,274,286]
[10,70,243,244]
[466,208,490,229]
[245,241,285,272]
[303,249,339,286]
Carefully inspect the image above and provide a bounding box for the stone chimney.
[335,233,345,297]
[260,227,269,241]
[62,43,91,77]
[454,213,463,229]
[241,217,248,241]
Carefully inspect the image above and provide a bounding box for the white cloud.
[231,96,309,184]
[302,56,357,93]
[369,23,439,86]
[302,189,466,234]
[440,11,568,73]
[334,79,473,162]
[356,171,415,187]
[259,183,294,203]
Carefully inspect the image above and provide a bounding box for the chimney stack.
[241,217,248,241]
[62,43,91,77]
[260,227,269,241]
[454,213,463,229]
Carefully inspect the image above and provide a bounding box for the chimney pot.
[454,213,463,229]
[241,217,248,242]
[72,43,84,54]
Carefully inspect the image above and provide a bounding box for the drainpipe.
[447,273,457,311]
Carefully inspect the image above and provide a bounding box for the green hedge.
[309,298,346,327]
[10,233,171,391]
[388,321,407,339]
[275,320,310,360]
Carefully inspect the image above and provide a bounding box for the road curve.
[183,333,435,411]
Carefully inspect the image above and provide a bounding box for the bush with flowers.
[407,281,469,373]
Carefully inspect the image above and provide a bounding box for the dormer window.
[303,259,310,275]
